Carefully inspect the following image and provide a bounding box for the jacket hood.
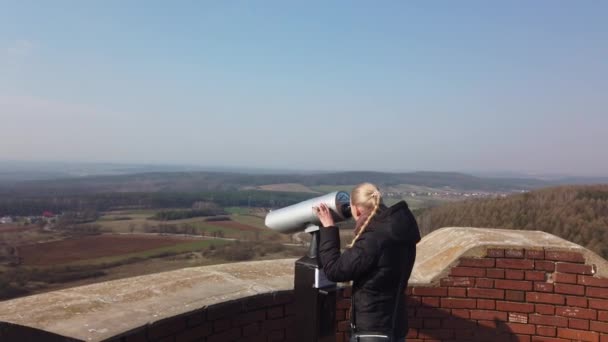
[373,201,421,244]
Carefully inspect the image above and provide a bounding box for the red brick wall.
[335,248,608,342]
[107,291,296,342]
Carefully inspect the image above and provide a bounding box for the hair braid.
[348,192,381,248]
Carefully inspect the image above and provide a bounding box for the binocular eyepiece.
[264,191,352,234]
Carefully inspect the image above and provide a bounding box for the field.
[16,234,218,266]
[0,206,307,301]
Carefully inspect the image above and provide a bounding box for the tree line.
[0,191,315,216]
[415,185,608,259]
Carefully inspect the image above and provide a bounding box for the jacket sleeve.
[318,226,380,282]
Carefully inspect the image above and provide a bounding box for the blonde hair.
[348,182,382,247]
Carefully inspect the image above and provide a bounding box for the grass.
[309,185,355,193]
[64,239,230,266]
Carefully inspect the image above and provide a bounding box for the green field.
[66,239,229,266]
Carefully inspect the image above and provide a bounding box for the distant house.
[42,211,54,218]
[0,216,13,224]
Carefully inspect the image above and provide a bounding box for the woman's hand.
[314,203,335,228]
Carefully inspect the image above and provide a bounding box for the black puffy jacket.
[319,201,420,338]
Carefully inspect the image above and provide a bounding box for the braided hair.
[348,183,383,247]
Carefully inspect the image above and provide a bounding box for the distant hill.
[415,185,608,259]
[1,170,557,196]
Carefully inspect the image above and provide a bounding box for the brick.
[602,333,608,342]
[556,307,597,320]
[535,304,556,315]
[451,308,470,319]
[406,328,419,337]
[579,275,608,288]
[487,268,506,279]
[262,316,294,332]
[450,266,486,277]
[285,304,296,316]
[566,296,588,308]
[412,287,448,297]
[536,260,556,272]
[509,312,529,323]
[496,279,533,291]
[206,328,240,342]
[503,322,535,335]
[592,321,608,333]
[488,248,505,257]
[407,296,421,307]
[148,319,187,340]
[423,319,441,328]
[124,332,148,342]
[535,282,554,293]
[529,314,568,327]
[418,329,454,340]
[185,311,205,327]
[213,319,231,332]
[266,306,283,319]
[553,272,577,284]
[557,328,599,342]
[233,310,265,326]
[416,308,450,318]
[555,283,585,296]
[527,292,565,305]
[531,337,570,342]
[526,249,545,259]
[506,290,526,302]
[526,271,547,281]
[267,330,285,342]
[497,301,535,313]
[440,298,477,309]
[421,296,440,306]
[545,251,585,263]
[468,288,504,299]
[496,259,535,270]
[477,319,498,329]
[588,287,608,299]
[448,287,467,297]
[590,299,608,310]
[569,318,590,330]
[336,298,351,309]
[408,318,423,328]
[600,311,608,322]
[537,325,557,337]
[207,301,242,320]
[440,277,475,287]
[505,249,525,258]
[476,278,494,288]
[556,262,595,275]
[470,309,507,321]
[474,300,495,311]
[458,257,495,268]
[175,324,212,342]
[516,334,532,342]
[442,317,468,329]
[506,269,525,280]
[335,309,345,321]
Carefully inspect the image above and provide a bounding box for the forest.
[416,185,608,258]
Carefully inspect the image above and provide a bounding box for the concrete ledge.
[410,227,608,285]
[0,259,295,341]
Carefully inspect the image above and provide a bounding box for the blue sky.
[1,1,606,175]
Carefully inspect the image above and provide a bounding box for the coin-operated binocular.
[265,191,352,342]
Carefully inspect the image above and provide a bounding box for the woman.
[314,183,420,341]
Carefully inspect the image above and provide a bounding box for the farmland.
[0,206,305,300]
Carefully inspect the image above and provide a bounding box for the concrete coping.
[409,227,608,285]
[0,227,607,341]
